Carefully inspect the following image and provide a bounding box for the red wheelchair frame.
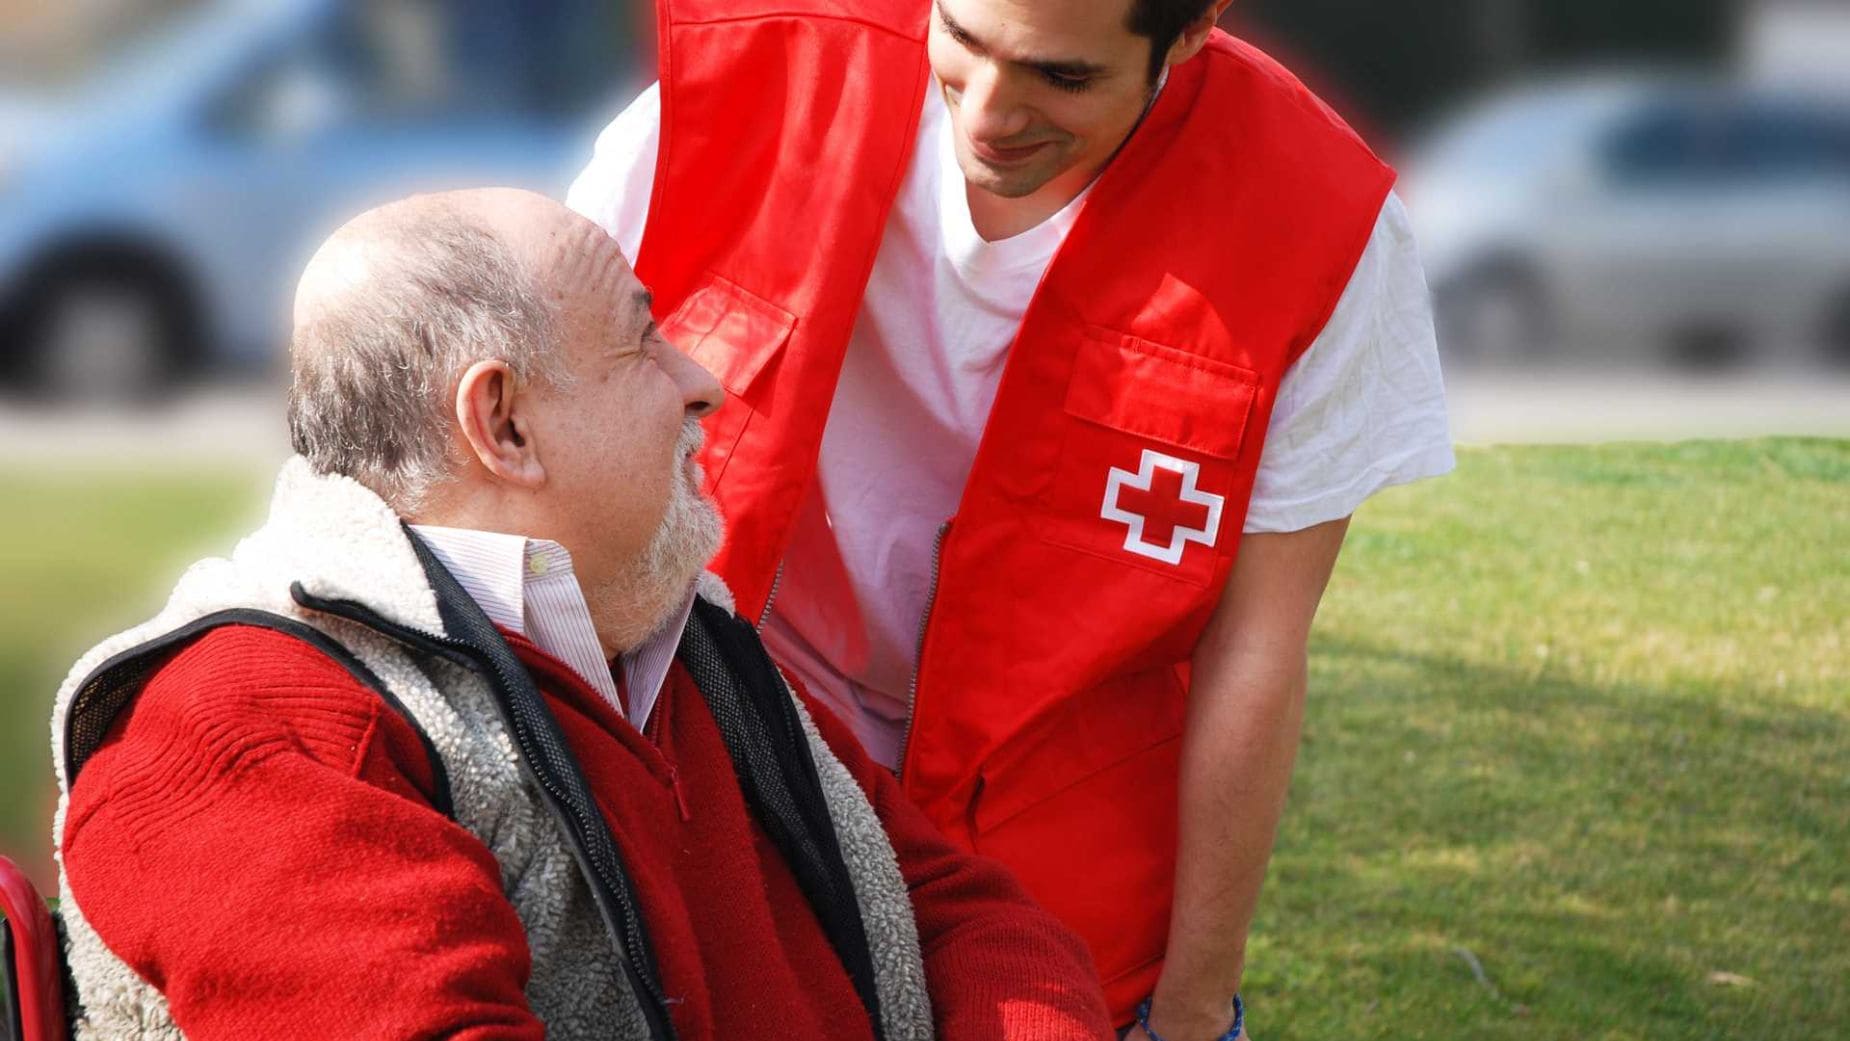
[0,856,66,1041]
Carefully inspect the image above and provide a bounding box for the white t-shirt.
[569,82,1454,766]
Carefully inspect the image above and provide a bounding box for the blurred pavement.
[0,372,1843,468]
[0,381,291,468]
[1444,370,1850,444]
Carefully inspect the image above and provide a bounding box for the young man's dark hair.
[1128,0,1217,81]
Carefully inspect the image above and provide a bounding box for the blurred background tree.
[1229,0,1738,137]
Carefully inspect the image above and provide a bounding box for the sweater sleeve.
[792,681,1115,1041]
[61,625,545,1041]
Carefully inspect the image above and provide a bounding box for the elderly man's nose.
[671,348,725,418]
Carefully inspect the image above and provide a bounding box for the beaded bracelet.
[1133,995,1245,1041]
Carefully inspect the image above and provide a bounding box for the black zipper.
[290,581,676,1041]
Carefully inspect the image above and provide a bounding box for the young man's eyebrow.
[935,1,978,45]
[935,1,1109,78]
[1027,57,1110,78]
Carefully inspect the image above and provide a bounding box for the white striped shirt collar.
[408,525,691,728]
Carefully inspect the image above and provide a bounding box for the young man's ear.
[454,359,545,488]
[1165,0,1234,68]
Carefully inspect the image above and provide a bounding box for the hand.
[1140,997,1249,1041]
[1133,1025,1250,1041]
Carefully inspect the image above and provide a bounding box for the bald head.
[292,187,583,331]
[287,188,598,509]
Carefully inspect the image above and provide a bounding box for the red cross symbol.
[1100,449,1225,565]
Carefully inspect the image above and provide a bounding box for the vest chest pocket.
[660,273,797,486]
[662,273,795,396]
[1035,329,1260,585]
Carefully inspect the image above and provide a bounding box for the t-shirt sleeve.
[565,81,663,262]
[1242,191,1456,534]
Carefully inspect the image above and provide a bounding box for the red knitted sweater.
[62,625,1112,1041]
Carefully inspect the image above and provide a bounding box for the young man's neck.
[965,171,1094,242]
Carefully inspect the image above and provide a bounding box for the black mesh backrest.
[62,657,146,797]
[3,920,19,1041]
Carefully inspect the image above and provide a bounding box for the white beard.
[591,419,724,650]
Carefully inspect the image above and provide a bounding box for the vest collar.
[235,456,448,635]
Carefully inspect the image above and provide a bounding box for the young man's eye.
[1042,70,1093,93]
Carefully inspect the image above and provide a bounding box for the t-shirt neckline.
[933,97,1091,274]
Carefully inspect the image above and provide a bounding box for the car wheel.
[1666,324,1749,370]
[1824,287,1850,370]
[13,261,196,403]
[1435,265,1551,367]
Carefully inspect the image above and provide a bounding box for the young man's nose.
[959,64,1034,141]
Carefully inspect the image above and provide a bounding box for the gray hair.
[287,207,566,510]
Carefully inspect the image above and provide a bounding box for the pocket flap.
[974,666,1186,834]
[1064,330,1257,459]
[660,274,797,395]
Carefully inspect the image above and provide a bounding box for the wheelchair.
[0,856,66,1041]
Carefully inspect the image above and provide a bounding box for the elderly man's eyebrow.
[935,1,1109,78]
[625,287,656,343]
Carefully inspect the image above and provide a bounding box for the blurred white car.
[1403,76,1850,368]
[0,0,629,400]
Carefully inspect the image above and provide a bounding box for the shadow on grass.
[1253,635,1849,1040]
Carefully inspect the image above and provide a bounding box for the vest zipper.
[289,583,677,1041]
[897,521,950,779]
[756,560,786,630]
[666,763,692,822]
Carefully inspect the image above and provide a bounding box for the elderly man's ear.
[455,359,547,488]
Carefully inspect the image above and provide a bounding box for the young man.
[49,189,1113,1041]
[569,1,1453,1037]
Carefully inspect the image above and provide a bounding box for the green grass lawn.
[1257,439,1848,1039]
[1,441,1844,1039]
[0,465,268,883]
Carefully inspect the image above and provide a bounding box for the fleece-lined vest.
[637,0,1394,1014]
[48,460,932,1041]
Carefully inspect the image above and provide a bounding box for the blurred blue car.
[1403,75,1850,368]
[0,0,632,398]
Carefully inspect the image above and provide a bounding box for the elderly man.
[47,189,1112,1041]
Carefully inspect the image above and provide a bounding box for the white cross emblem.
[1099,449,1226,566]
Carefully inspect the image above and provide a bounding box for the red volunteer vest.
[637,0,1393,1018]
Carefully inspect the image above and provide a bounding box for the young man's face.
[928,0,1161,202]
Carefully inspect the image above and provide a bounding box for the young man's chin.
[961,159,1054,201]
